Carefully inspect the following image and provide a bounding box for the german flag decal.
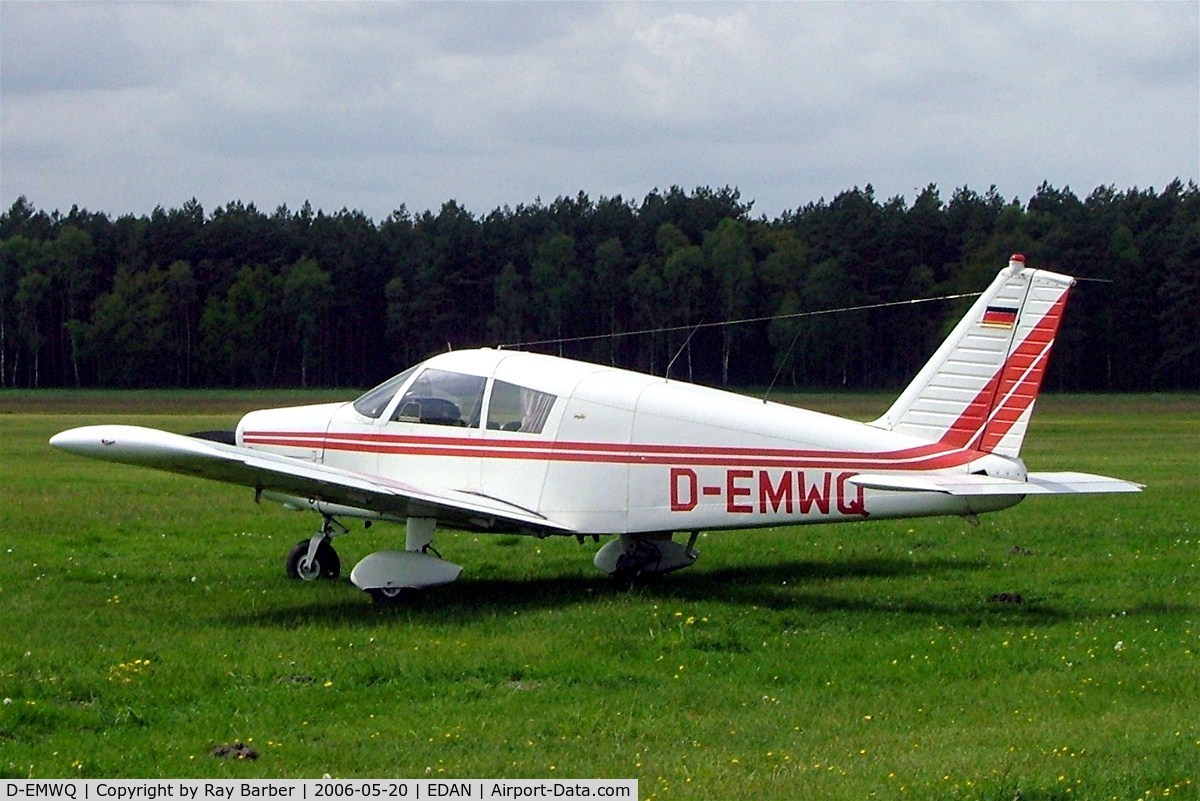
[981,305,1018,328]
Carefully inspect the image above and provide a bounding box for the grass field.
[1,391,1197,799]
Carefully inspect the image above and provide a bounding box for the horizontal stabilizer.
[848,471,1143,497]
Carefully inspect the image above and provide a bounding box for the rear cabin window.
[390,369,486,427]
[486,380,556,434]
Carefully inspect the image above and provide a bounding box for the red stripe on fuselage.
[245,431,951,458]
[241,431,986,471]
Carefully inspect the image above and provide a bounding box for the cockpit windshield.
[353,364,556,433]
[352,365,419,419]
[390,369,487,427]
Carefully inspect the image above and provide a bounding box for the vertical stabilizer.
[872,255,1074,457]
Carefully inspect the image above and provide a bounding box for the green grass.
[1,392,1197,799]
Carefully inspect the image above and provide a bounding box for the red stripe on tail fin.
[872,257,1075,458]
[972,292,1067,453]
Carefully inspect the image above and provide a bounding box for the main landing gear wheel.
[612,539,664,581]
[367,586,422,606]
[285,539,341,581]
[595,533,700,580]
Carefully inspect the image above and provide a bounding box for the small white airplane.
[51,255,1141,603]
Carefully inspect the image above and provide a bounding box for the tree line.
[1,181,1196,392]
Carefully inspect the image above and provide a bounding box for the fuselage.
[236,348,1024,535]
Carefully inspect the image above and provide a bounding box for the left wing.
[49,425,574,534]
[848,471,1143,496]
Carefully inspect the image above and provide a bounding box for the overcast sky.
[2,1,1197,222]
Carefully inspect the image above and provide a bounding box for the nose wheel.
[285,517,346,581]
[285,538,341,580]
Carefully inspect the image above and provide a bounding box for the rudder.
[872,255,1074,458]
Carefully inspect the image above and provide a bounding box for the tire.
[368,586,420,605]
[285,539,341,581]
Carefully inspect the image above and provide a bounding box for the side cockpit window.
[353,366,418,419]
[391,369,486,427]
[486,380,556,434]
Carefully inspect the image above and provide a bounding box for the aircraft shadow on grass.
[223,555,1084,629]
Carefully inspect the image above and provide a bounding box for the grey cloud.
[1,1,1195,220]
